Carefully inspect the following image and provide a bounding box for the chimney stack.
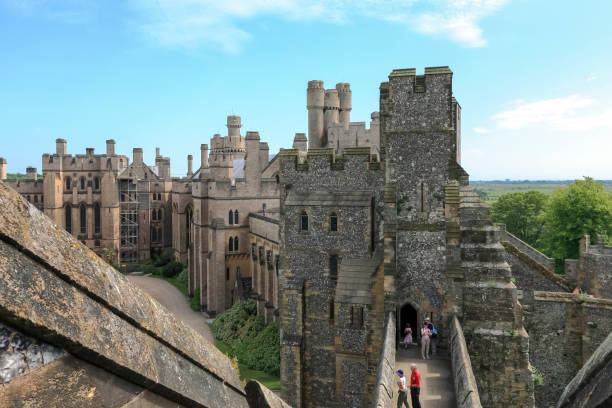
[26,166,37,181]
[133,148,143,165]
[106,139,115,156]
[201,144,209,169]
[187,155,193,176]
[56,138,67,155]
[156,147,160,157]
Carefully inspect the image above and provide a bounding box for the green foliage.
[190,288,200,311]
[177,267,188,286]
[210,300,280,377]
[491,190,549,248]
[542,178,612,261]
[575,293,589,304]
[153,253,172,267]
[530,365,545,386]
[162,260,183,277]
[101,248,116,265]
[474,188,489,201]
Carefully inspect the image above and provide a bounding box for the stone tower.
[307,80,325,149]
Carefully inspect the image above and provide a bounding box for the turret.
[227,115,241,140]
[26,166,37,181]
[133,148,143,165]
[0,158,6,180]
[187,155,193,176]
[200,144,209,168]
[56,138,67,155]
[307,80,324,149]
[323,89,340,146]
[293,133,307,151]
[86,148,94,156]
[336,82,352,129]
[106,139,115,156]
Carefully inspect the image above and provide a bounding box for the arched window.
[94,202,101,234]
[94,177,100,191]
[229,237,234,252]
[229,210,234,225]
[329,255,338,281]
[300,211,308,232]
[65,204,72,233]
[152,227,157,243]
[65,177,71,191]
[234,209,239,225]
[26,195,31,202]
[234,236,239,251]
[80,203,86,234]
[80,177,85,191]
[152,210,156,221]
[275,174,280,184]
[158,208,162,220]
[330,212,338,232]
[34,195,38,203]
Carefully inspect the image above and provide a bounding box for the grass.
[215,340,281,390]
[151,274,188,297]
[471,180,612,204]
[190,288,200,311]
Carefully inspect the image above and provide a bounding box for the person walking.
[410,364,422,408]
[421,322,432,359]
[403,326,413,349]
[396,369,409,408]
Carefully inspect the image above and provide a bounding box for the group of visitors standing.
[397,316,439,407]
[402,317,438,359]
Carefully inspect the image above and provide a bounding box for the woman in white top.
[420,323,432,359]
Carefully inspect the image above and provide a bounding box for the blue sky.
[1,0,610,179]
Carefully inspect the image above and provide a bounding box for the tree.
[491,190,549,248]
[542,178,612,261]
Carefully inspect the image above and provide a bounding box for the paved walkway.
[395,346,456,408]
[127,275,215,344]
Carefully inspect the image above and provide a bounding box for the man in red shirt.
[410,364,422,408]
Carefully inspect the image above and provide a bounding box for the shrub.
[190,288,200,311]
[162,261,184,278]
[142,264,158,275]
[153,253,172,267]
[177,267,188,285]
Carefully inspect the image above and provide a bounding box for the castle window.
[330,212,338,232]
[329,299,335,322]
[234,209,239,225]
[34,195,38,203]
[80,177,85,191]
[158,208,162,220]
[251,243,257,259]
[226,268,230,281]
[65,177,71,191]
[229,237,234,252]
[152,227,157,243]
[300,211,308,232]
[94,177,100,191]
[229,210,234,225]
[65,204,72,233]
[94,202,101,234]
[275,174,279,184]
[259,246,264,265]
[152,210,156,221]
[329,255,338,281]
[26,195,30,202]
[351,306,364,329]
[234,236,239,252]
[79,203,86,234]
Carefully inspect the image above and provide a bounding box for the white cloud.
[2,0,510,52]
[474,127,488,134]
[587,75,597,81]
[492,94,612,132]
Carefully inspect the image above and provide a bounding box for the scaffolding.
[119,179,139,264]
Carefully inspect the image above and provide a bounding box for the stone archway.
[398,300,419,346]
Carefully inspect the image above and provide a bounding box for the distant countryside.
[472,180,612,203]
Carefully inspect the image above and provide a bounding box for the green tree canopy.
[543,177,612,260]
[491,190,549,248]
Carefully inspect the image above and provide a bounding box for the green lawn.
[215,340,281,390]
[471,180,612,204]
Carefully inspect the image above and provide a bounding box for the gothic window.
[234,209,239,225]
[94,177,100,191]
[34,195,38,203]
[152,227,157,243]
[329,255,338,281]
[329,299,335,322]
[266,250,272,270]
[330,212,338,232]
[251,243,257,259]
[351,306,364,329]
[79,203,86,234]
[158,209,162,220]
[65,204,72,233]
[152,210,156,221]
[94,202,101,234]
[65,177,71,191]
[26,195,30,202]
[229,237,234,252]
[226,268,230,281]
[229,210,234,225]
[259,247,264,265]
[80,177,85,191]
[234,236,239,251]
[275,174,279,184]
[300,211,308,232]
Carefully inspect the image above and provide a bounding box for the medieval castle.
[1,66,611,408]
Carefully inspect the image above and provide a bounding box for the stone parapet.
[449,315,482,408]
[498,224,556,273]
[372,312,396,408]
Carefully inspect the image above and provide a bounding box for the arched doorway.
[399,302,418,346]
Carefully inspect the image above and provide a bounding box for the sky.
[0,0,610,180]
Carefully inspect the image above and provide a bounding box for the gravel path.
[126,275,215,344]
